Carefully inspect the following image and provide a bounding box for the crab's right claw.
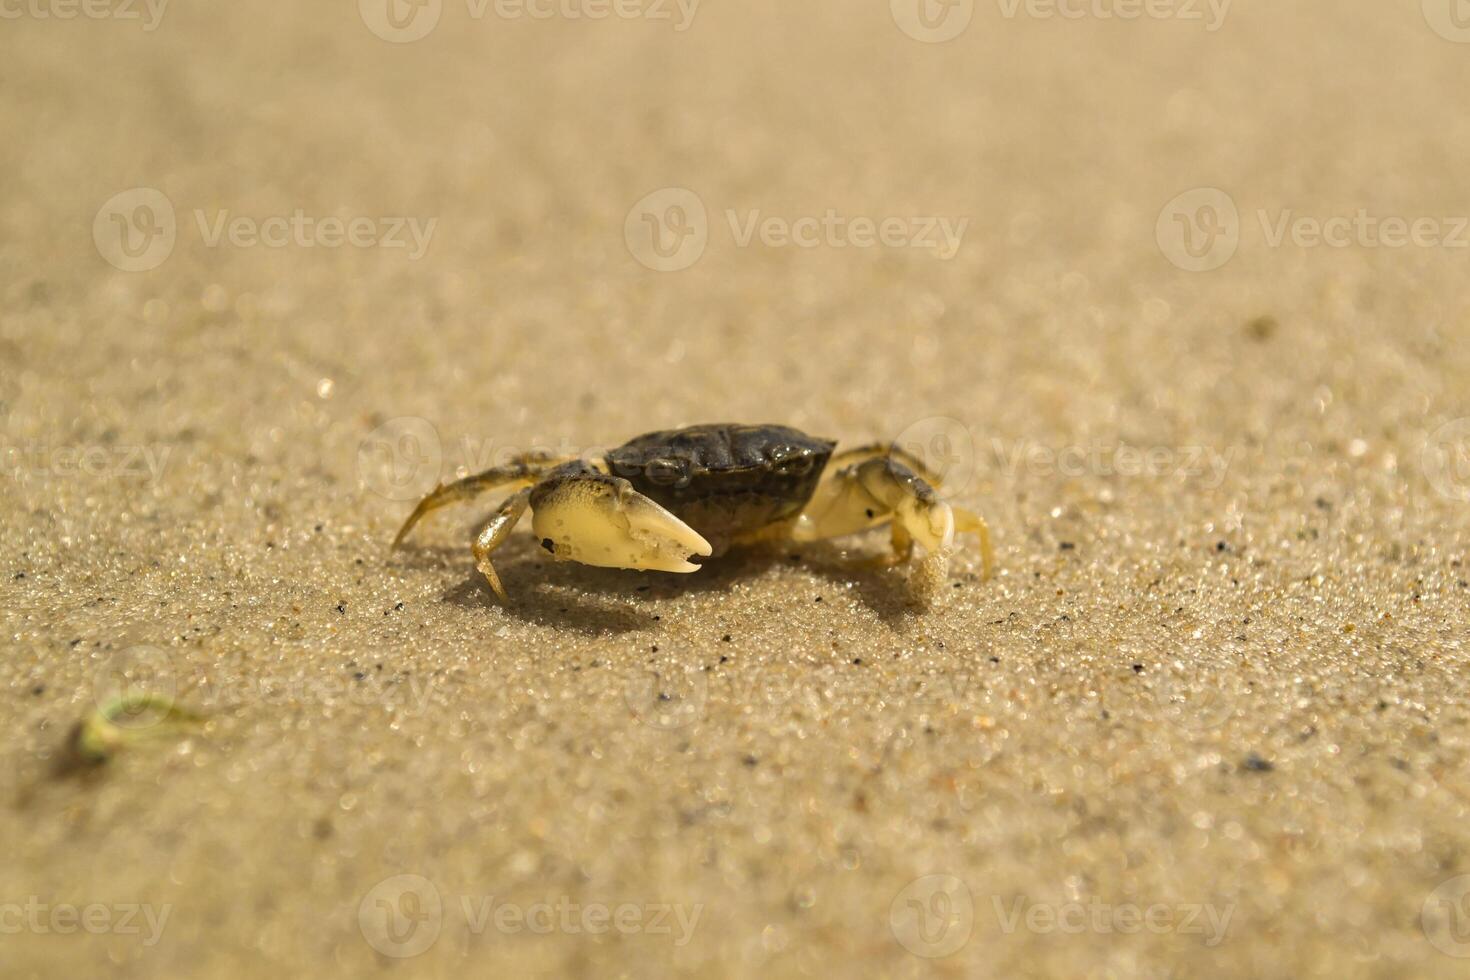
[529,472,712,573]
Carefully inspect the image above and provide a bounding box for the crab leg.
[952,506,994,581]
[472,487,533,601]
[392,451,570,548]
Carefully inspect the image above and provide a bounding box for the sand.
[5,1,1470,977]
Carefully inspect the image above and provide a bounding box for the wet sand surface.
[5,2,1470,977]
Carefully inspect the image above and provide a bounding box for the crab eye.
[645,457,687,486]
[769,446,811,476]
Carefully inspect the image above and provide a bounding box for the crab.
[391,423,993,601]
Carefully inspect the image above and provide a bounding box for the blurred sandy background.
[6,0,1470,976]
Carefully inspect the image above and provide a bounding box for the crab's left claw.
[529,469,712,573]
[792,457,954,552]
[791,455,972,604]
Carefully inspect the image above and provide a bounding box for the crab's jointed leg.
[471,487,533,601]
[888,521,914,565]
[529,463,712,574]
[392,451,570,548]
[953,506,995,581]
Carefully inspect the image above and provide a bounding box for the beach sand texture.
[5,1,1470,977]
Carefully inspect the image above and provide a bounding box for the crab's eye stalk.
[768,445,812,477]
[644,457,688,487]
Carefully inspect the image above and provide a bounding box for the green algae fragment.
[69,694,207,765]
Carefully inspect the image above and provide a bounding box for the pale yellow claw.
[530,475,712,574]
[792,457,954,553]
